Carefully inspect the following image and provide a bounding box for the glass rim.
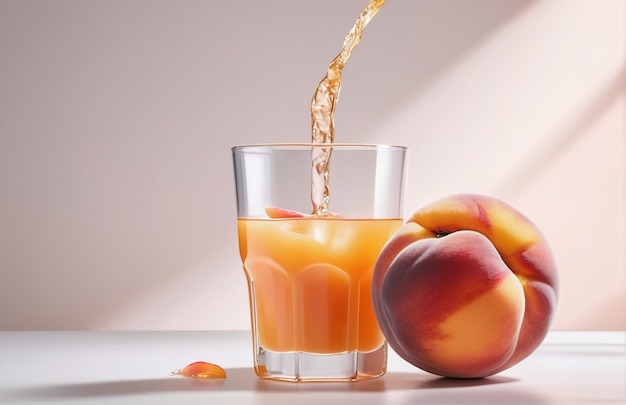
[232,143,407,152]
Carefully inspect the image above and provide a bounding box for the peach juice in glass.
[232,143,406,381]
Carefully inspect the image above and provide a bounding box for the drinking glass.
[232,143,406,381]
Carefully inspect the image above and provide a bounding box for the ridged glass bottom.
[254,343,387,382]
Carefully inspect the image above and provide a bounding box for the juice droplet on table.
[171,361,227,379]
[310,0,387,216]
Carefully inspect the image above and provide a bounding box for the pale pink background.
[0,0,624,331]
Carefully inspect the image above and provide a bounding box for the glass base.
[254,343,387,382]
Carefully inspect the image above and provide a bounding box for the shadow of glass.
[2,377,228,400]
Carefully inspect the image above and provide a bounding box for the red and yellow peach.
[372,194,559,378]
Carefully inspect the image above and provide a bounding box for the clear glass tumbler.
[232,143,406,381]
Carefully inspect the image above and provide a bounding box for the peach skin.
[372,194,558,378]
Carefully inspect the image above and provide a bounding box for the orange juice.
[238,217,401,354]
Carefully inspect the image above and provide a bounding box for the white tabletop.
[0,331,623,404]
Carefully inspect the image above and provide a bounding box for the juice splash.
[310,0,387,216]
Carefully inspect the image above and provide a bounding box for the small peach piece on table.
[171,361,227,379]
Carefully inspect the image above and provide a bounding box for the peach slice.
[265,206,307,218]
[264,206,339,219]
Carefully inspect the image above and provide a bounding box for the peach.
[372,194,559,378]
